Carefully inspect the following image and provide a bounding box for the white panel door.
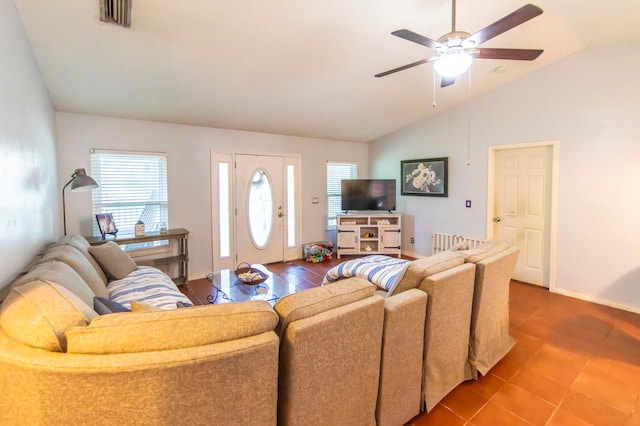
[235,155,284,265]
[493,146,552,286]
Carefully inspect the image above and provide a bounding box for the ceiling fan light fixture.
[434,51,473,78]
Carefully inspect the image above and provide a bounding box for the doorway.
[488,142,558,288]
[235,154,284,265]
[211,152,301,271]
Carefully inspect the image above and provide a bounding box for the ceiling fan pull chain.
[433,70,437,108]
[467,67,472,166]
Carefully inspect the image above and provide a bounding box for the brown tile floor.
[184,257,640,426]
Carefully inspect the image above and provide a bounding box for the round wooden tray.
[234,263,268,285]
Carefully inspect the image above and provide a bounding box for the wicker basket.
[234,263,268,285]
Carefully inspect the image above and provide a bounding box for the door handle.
[493,217,502,222]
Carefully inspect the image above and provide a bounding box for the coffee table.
[206,264,296,305]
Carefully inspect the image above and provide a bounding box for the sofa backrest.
[66,300,278,354]
[468,246,519,377]
[274,277,375,338]
[419,262,476,411]
[11,260,96,307]
[54,235,108,286]
[457,239,510,264]
[38,244,109,299]
[388,251,465,296]
[0,279,97,352]
[274,278,384,425]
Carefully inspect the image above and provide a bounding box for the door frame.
[210,150,302,272]
[486,140,559,291]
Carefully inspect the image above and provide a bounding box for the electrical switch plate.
[465,200,471,208]
[312,197,319,204]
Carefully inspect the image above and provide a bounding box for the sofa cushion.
[0,280,97,352]
[274,277,375,338]
[388,251,465,296]
[12,260,96,307]
[88,241,137,280]
[94,297,130,315]
[457,239,509,263]
[66,300,278,354]
[39,244,109,299]
[130,300,161,312]
[55,235,108,286]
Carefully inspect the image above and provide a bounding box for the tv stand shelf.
[336,213,401,258]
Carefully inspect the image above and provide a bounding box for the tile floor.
[185,257,640,426]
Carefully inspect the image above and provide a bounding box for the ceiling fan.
[375,1,544,87]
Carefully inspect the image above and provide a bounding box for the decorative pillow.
[388,251,465,296]
[458,239,509,263]
[0,279,97,352]
[66,301,278,354]
[89,241,137,280]
[130,300,161,312]
[274,277,375,338]
[94,297,130,315]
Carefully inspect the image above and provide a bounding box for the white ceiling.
[12,0,640,142]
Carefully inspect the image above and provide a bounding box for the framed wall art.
[401,157,448,197]
[95,213,118,238]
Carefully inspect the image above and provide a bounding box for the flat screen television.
[341,179,396,212]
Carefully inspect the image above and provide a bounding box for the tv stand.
[336,213,401,258]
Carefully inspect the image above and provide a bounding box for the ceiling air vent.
[99,0,131,28]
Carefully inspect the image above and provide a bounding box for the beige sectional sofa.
[0,235,281,425]
[321,239,520,424]
[0,234,517,426]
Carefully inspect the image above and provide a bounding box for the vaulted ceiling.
[12,0,640,142]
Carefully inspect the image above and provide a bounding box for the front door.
[492,145,552,287]
[235,154,284,265]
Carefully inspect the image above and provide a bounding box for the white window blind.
[327,161,357,227]
[90,150,168,240]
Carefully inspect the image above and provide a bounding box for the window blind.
[326,161,357,227]
[90,150,168,238]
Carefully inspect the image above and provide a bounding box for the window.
[327,161,357,227]
[91,150,168,249]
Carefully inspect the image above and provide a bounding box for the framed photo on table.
[95,213,118,238]
[401,157,448,197]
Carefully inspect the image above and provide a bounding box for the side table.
[86,228,189,286]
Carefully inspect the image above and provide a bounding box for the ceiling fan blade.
[474,47,543,60]
[375,59,428,78]
[441,77,456,88]
[467,4,543,46]
[391,29,443,50]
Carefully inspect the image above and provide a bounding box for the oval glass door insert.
[248,169,273,248]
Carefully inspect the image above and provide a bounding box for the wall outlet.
[410,237,414,244]
[465,200,471,208]
[312,197,319,204]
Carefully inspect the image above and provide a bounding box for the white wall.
[370,41,640,313]
[0,0,57,292]
[56,113,369,279]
